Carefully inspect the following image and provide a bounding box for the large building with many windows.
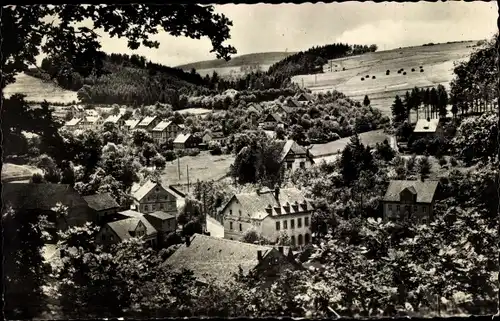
[220,186,314,247]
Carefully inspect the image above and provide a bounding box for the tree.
[363,95,371,107]
[437,84,449,119]
[2,5,236,90]
[391,95,406,124]
[152,153,167,170]
[417,156,431,178]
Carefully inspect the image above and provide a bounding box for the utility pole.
[186,165,190,193]
[177,156,181,180]
[301,78,304,89]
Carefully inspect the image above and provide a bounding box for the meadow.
[4,72,79,104]
[2,163,43,182]
[292,41,479,118]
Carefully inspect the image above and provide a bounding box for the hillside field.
[292,41,480,118]
[4,72,79,104]
[2,163,43,182]
[177,51,296,78]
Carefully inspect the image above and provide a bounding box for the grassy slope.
[4,73,79,104]
[293,41,479,118]
[2,163,43,182]
[177,51,296,77]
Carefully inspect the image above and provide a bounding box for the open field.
[292,41,479,117]
[4,73,79,104]
[309,129,390,158]
[177,108,214,115]
[161,152,235,187]
[2,163,43,182]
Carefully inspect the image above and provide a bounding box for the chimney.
[274,185,280,200]
[278,246,284,254]
[257,250,263,261]
[185,236,191,247]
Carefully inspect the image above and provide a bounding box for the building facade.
[131,180,178,215]
[151,121,182,144]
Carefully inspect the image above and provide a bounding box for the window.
[276,221,280,231]
[300,162,305,169]
[239,210,242,216]
[287,162,293,169]
[230,209,233,215]
[396,205,400,211]
[144,205,149,212]
[239,223,242,232]
[422,218,428,224]
[230,222,233,230]
[305,233,310,244]
[298,218,302,228]
[160,203,164,210]
[283,220,288,229]
[102,234,106,241]
[151,204,156,211]
[110,235,114,241]
[290,219,295,229]
[304,217,309,226]
[388,204,392,211]
[423,206,427,213]
[413,205,417,212]
[298,234,303,245]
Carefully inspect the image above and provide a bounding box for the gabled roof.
[278,140,307,162]
[132,180,166,202]
[125,119,141,129]
[163,233,274,285]
[2,183,86,210]
[414,118,440,133]
[84,116,101,123]
[285,97,301,107]
[224,187,313,220]
[137,116,157,127]
[104,114,123,124]
[278,105,293,114]
[206,131,225,139]
[174,133,192,144]
[65,118,81,126]
[152,120,175,132]
[247,103,263,113]
[295,93,314,101]
[146,211,176,221]
[264,113,283,123]
[383,180,439,203]
[115,210,158,237]
[82,193,120,211]
[85,109,99,117]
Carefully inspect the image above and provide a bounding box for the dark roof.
[264,113,283,123]
[223,187,313,220]
[383,180,439,203]
[278,105,293,114]
[212,131,225,139]
[285,98,301,107]
[115,210,158,237]
[2,183,86,210]
[82,193,119,211]
[295,93,314,101]
[278,140,307,162]
[163,234,274,285]
[132,180,175,202]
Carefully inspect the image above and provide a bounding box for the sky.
[39,2,498,67]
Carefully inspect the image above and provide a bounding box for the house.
[64,118,82,130]
[103,114,125,127]
[202,131,226,145]
[136,116,161,132]
[131,180,178,216]
[97,210,158,247]
[294,93,315,105]
[79,116,103,130]
[82,193,121,225]
[261,113,284,129]
[413,118,443,138]
[223,89,239,98]
[221,186,314,246]
[276,104,294,115]
[247,103,263,114]
[84,109,99,117]
[144,211,177,246]
[162,233,302,286]
[278,140,314,172]
[124,119,141,131]
[382,180,440,223]
[173,133,197,150]
[71,105,85,117]
[151,121,182,144]
[284,97,302,108]
[2,183,91,234]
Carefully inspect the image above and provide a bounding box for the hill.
[177,51,296,77]
[4,72,79,104]
[292,40,481,117]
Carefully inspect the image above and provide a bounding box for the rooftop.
[115,210,158,237]
[414,118,440,133]
[278,140,308,162]
[82,193,120,212]
[174,133,192,144]
[137,116,157,127]
[65,118,81,126]
[383,180,439,203]
[152,120,174,132]
[146,211,176,221]
[104,114,122,124]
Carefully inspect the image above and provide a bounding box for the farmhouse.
[202,131,226,145]
[413,118,443,138]
[97,210,158,247]
[163,233,302,286]
[78,115,103,130]
[382,179,440,223]
[82,193,121,225]
[64,117,82,129]
[131,180,178,216]
[247,103,263,114]
[279,140,314,172]
[294,93,315,105]
[124,119,141,131]
[143,211,177,246]
[136,116,161,132]
[2,182,91,234]
[221,186,314,246]
[103,114,125,127]
[151,120,182,144]
[84,109,99,117]
[261,113,285,129]
[173,133,197,150]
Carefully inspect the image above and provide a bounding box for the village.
[2,2,499,319]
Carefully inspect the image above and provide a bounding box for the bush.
[372,76,376,79]
[397,70,402,74]
[403,72,407,75]
[438,157,447,167]
[209,142,222,155]
[30,173,44,183]
[342,67,345,71]
[449,156,458,167]
[411,68,415,72]
[361,77,365,81]
[420,69,424,72]
[366,75,369,78]
[162,150,176,162]
[417,156,432,177]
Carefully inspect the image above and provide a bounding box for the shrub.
[420,69,424,72]
[30,173,44,183]
[366,75,369,78]
[438,157,447,167]
[397,70,402,74]
[209,143,222,155]
[162,150,176,162]
[342,67,346,71]
[417,156,432,177]
[419,66,423,68]
[411,68,415,72]
[361,77,365,81]
[403,72,407,75]
[449,156,458,167]
[372,76,376,79]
